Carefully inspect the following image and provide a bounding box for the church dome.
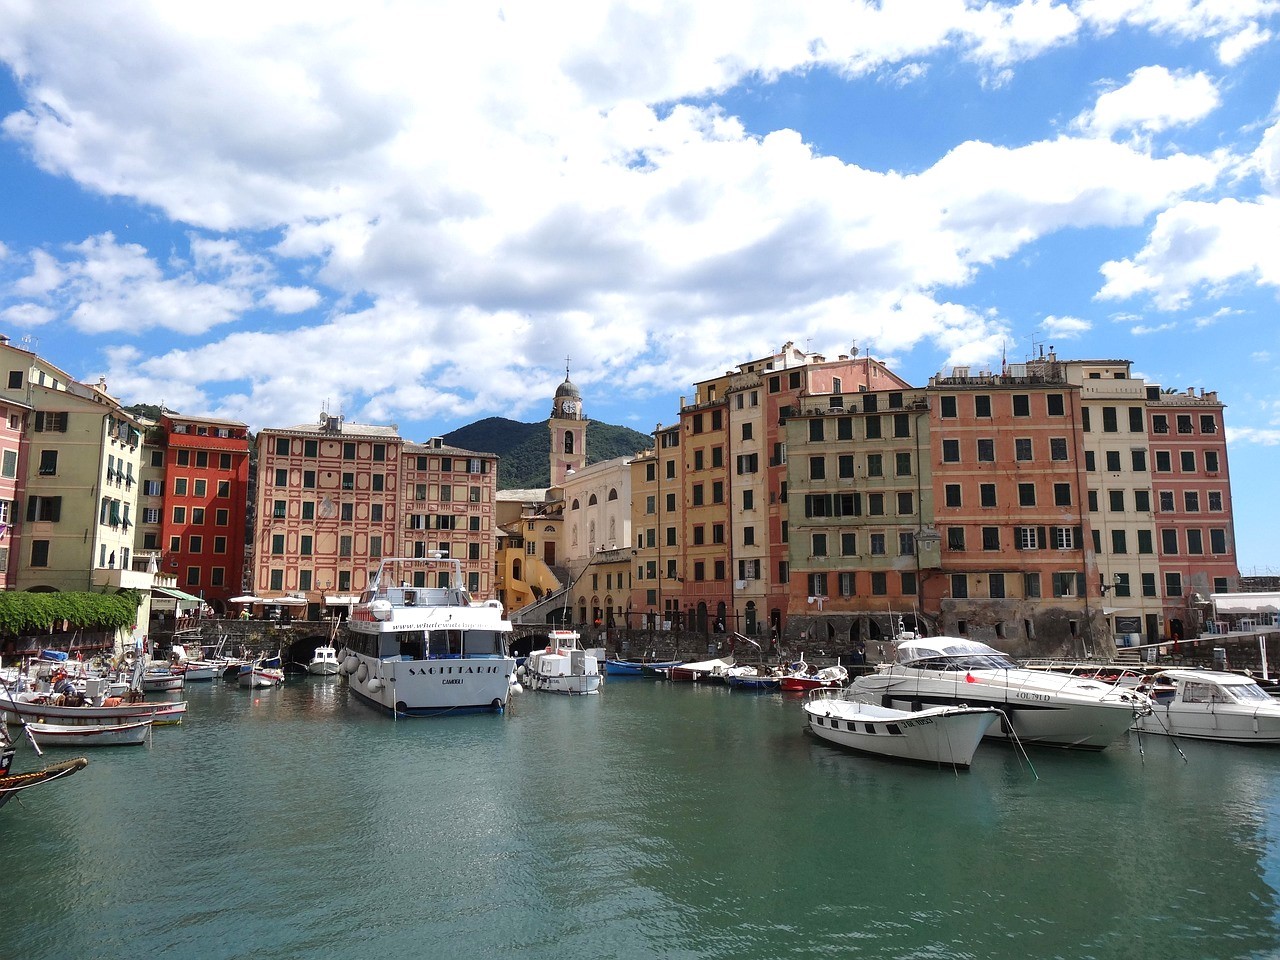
[554,376,580,400]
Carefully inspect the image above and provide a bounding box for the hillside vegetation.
[442,418,651,490]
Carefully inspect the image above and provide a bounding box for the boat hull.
[1134,705,1280,743]
[347,654,517,716]
[851,670,1141,750]
[804,697,999,767]
[26,719,152,747]
[239,668,285,688]
[0,756,89,809]
[2,693,186,726]
[307,662,340,675]
[605,659,682,676]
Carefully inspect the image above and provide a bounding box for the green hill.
[442,418,652,490]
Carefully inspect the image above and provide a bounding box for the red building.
[157,414,251,611]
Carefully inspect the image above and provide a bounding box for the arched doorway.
[696,602,708,633]
[715,601,727,633]
[745,602,757,635]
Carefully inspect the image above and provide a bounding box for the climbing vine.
[0,590,142,636]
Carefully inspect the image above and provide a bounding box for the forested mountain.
[442,417,651,490]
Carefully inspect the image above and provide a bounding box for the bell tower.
[549,359,586,486]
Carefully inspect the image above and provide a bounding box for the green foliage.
[442,418,652,490]
[0,591,142,636]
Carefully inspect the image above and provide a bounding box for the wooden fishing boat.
[26,718,152,748]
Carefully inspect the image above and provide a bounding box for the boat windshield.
[902,652,1021,671]
[897,638,1020,671]
[1227,682,1274,704]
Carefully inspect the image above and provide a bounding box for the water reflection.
[2,676,1279,959]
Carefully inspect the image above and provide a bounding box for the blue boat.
[605,658,683,677]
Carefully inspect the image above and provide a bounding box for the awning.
[265,596,308,606]
[324,594,360,606]
[153,585,205,607]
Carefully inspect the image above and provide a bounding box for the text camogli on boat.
[341,555,517,717]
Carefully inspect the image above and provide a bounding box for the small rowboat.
[26,718,153,748]
[803,693,1000,768]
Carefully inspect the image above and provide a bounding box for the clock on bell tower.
[549,359,586,486]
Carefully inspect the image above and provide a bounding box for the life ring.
[355,661,369,683]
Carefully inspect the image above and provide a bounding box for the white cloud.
[1229,426,1280,445]
[1130,321,1178,334]
[1098,196,1280,308]
[1074,66,1220,140]
[263,286,322,314]
[1217,22,1272,65]
[1041,315,1092,338]
[1,302,55,327]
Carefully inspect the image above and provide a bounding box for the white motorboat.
[26,718,152,748]
[850,635,1150,750]
[307,645,341,676]
[345,555,517,716]
[1133,669,1280,744]
[2,678,187,726]
[521,630,602,695]
[804,691,1001,767]
[142,669,186,692]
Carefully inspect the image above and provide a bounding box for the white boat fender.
[355,661,369,683]
[509,681,523,694]
[367,678,383,693]
[340,656,359,675]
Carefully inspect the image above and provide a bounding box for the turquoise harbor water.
[4,677,1280,960]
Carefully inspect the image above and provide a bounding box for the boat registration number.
[1016,691,1050,701]
[899,717,934,728]
[443,679,464,685]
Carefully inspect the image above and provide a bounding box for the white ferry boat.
[342,556,517,717]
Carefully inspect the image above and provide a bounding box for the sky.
[0,1,1277,572]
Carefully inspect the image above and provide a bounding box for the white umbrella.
[270,596,308,606]
[229,595,263,604]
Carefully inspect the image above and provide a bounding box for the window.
[1013,395,1030,417]
[945,484,962,508]
[865,416,882,440]
[6,370,20,389]
[841,532,857,556]
[1053,572,1082,598]
[808,457,825,481]
[951,574,969,599]
[1208,491,1223,511]
[1133,490,1150,512]
[339,535,353,557]
[940,396,957,418]
[192,508,205,525]
[1018,483,1036,507]
[1024,572,1041,598]
[189,535,202,554]
[1102,407,1118,432]
[174,478,188,496]
[300,535,313,556]
[893,414,910,438]
[1015,438,1032,461]
[271,534,285,556]
[1161,529,1178,554]
[1180,451,1195,472]
[1054,484,1072,507]
[977,439,994,462]
[980,484,996,508]
[870,572,888,596]
[274,468,287,485]
[1111,530,1127,554]
[1165,572,1183,598]
[1210,528,1227,554]
[947,527,966,550]
[868,493,884,516]
[974,395,991,418]
[1048,438,1068,461]
[274,437,290,456]
[811,533,828,557]
[808,418,824,442]
[1108,490,1124,512]
[1016,526,1040,550]
[942,439,960,463]
[895,452,912,476]
[807,573,828,596]
[1184,491,1200,512]
[1137,529,1154,554]
[870,533,886,556]
[1205,450,1220,473]
[866,454,882,477]
[31,539,50,566]
[38,449,57,475]
[899,531,915,555]
[982,527,1000,551]
[171,506,186,524]
[1105,450,1121,472]
[33,411,68,433]
[1186,529,1203,554]
[1054,526,1078,550]
[989,573,1006,599]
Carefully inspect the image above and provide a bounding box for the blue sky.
[0,2,1276,571]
